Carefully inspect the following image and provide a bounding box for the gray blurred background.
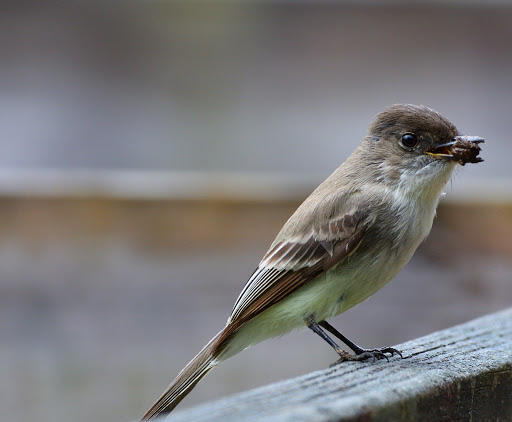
[1,2,511,422]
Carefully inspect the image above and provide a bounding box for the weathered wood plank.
[161,308,512,421]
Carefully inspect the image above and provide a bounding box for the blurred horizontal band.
[0,168,510,203]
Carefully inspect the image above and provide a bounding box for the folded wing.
[228,209,370,326]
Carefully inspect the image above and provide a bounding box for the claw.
[329,347,401,367]
[379,347,403,359]
[351,346,403,363]
[359,347,403,360]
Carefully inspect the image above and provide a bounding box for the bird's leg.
[319,320,403,363]
[306,318,367,364]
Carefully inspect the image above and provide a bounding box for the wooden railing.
[159,308,512,421]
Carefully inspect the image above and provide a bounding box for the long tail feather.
[140,331,222,421]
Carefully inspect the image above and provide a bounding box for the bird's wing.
[228,208,370,326]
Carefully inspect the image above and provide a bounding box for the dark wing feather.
[228,210,369,326]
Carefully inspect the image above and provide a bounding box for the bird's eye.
[400,133,419,149]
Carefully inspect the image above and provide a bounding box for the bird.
[141,104,484,421]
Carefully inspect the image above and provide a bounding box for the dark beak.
[426,136,484,164]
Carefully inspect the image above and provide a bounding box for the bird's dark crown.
[368,104,459,143]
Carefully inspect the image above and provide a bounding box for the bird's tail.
[140,331,223,421]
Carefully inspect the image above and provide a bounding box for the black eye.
[400,133,419,149]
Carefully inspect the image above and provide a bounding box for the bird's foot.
[329,346,402,367]
[356,346,403,361]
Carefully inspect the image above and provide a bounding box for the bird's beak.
[425,136,484,165]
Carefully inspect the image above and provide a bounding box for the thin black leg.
[307,318,367,363]
[307,320,344,354]
[319,320,403,360]
[318,321,365,354]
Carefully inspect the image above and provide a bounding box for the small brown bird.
[141,104,484,421]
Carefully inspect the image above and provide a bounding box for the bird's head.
[362,104,484,190]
